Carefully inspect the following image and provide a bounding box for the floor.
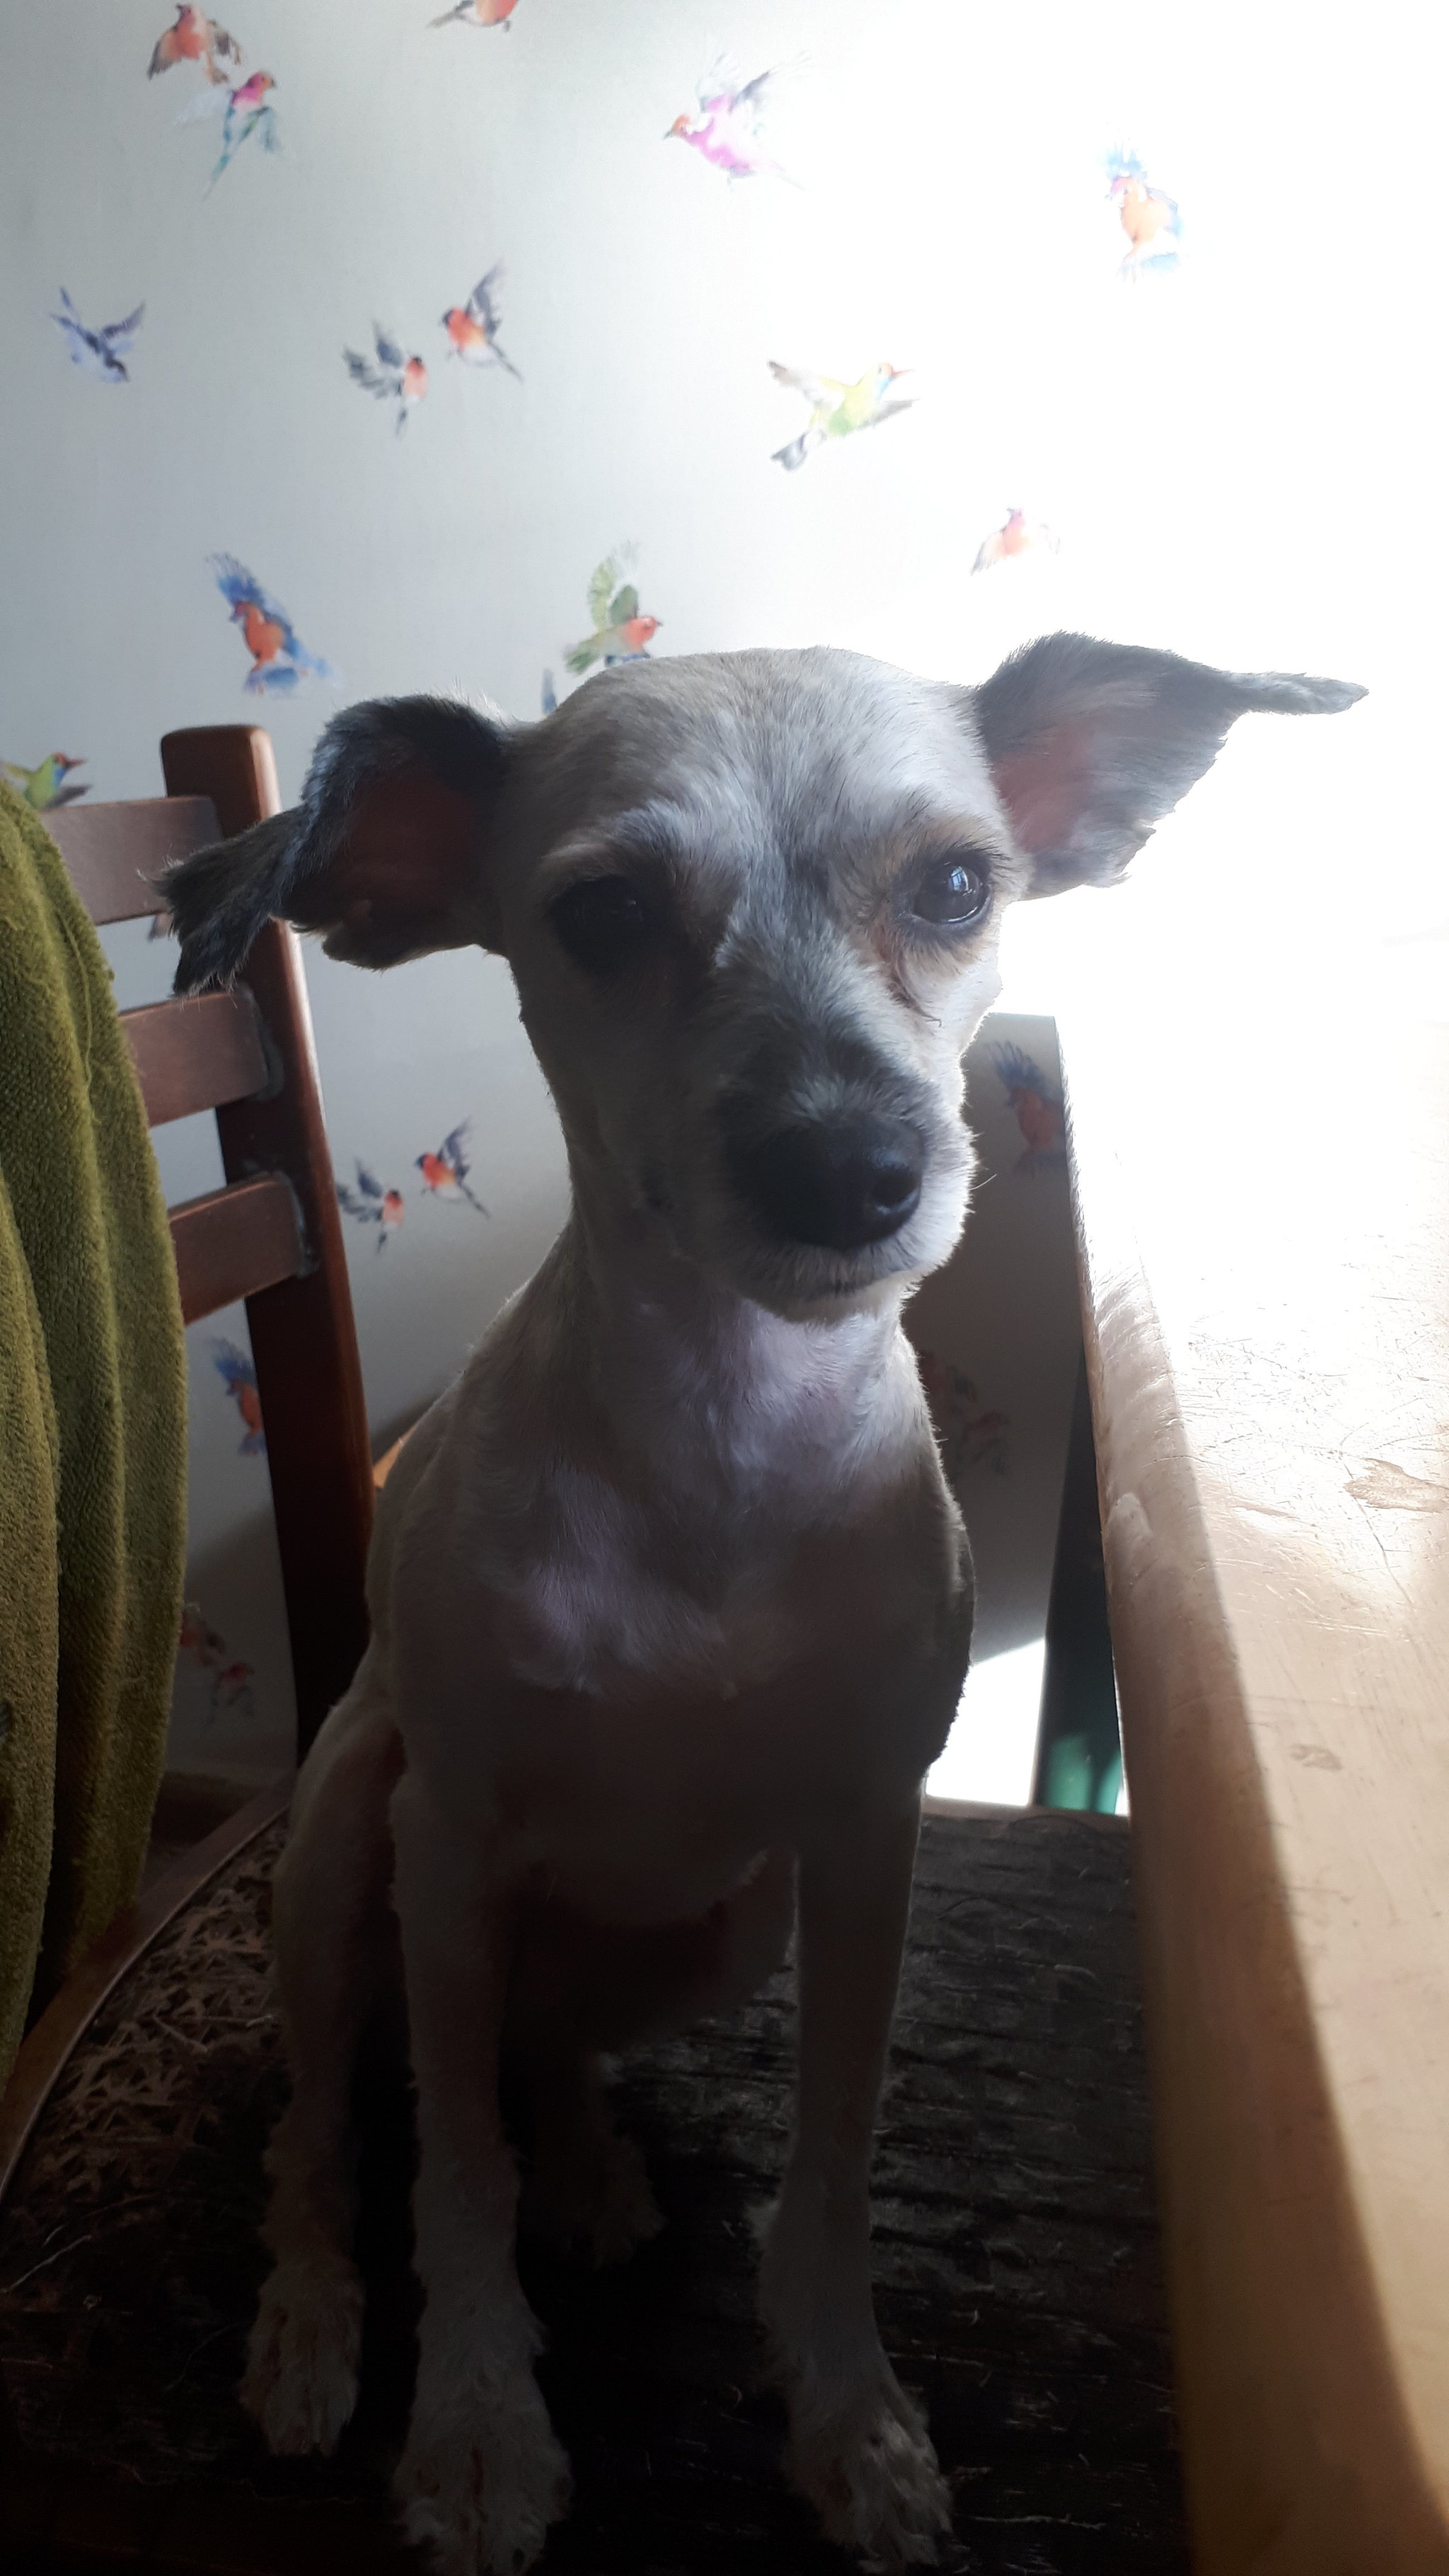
[1,1807,1186,2575]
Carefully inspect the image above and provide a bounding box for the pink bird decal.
[178,1600,255,1722]
[1104,146,1183,280]
[213,1658,255,1720]
[972,507,1061,574]
[666,64,795,184]
[178,66,279,193]
[432,0,521,28]
[179,1601,228,1669]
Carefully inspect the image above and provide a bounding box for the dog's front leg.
[391,1773,571,2576]
[760,1800,952,2569]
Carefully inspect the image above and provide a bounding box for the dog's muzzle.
[727,1116,925,1252]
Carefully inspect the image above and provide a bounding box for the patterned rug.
[0,1810,1186,2574]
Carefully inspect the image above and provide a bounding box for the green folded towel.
[0,781,187,2081]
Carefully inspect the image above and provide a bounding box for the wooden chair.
[0,725,373,2224]
[50,725,374,1757]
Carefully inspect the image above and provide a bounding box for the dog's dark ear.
[164,696,511,992]
[974,633,1365,898]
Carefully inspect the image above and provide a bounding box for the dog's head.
[166,636,1362,1321]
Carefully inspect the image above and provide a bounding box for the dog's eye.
[910,856,991,928]
[550,875,650,973]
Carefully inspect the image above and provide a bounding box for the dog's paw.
[395,2374,572,2576]
[523,2122,664,2268]
[783,2371,953,2571]
[241,2254,364,2456]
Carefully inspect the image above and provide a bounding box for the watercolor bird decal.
[337,1160,406,1248]
[213,68,278,188]
[148,6,241,84]
[973,507,1061,573]
[210,556,337,696]
[2,753,89,812]
[182,68,278,192]
[212,1659,255,1720]
[432,0,521,28]
[215,1652,255,1706]
[210,1338,265,1454]
[667,64,794,183]
[918,1351,1010,1484]
[441,267,521,378]
[989,1041,1067,1175]
[565,554,662,674]
[769,362,915,472]
[1105,146,1182,279]
[179,1601,229,1669]
[51,289,144,384]
[416,1122,488,1215]
[345,325,428,434]
[178,1602,255,1723]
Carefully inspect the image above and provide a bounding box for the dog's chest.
[473,1582,960,1925]
[497,1471,956,1749]
[391,1391,969,1923]
[468,1433,945,1707]
[490,1515,802,1703]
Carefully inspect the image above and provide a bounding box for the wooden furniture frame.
[47,728,374,1755]
[1057,979,1449,2572]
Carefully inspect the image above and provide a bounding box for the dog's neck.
[543,1168,921,1517]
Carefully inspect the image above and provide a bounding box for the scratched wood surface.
[0,1810,1186,2575]
[1056,831,1449,2573]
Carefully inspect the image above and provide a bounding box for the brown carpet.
[0,1809,1187,2575]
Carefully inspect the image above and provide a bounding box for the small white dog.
[168,635,1360,2575]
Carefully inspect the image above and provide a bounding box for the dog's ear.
[973,633,1365,898]
[164,696,512,992]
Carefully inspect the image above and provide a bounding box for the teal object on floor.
[1033,1355,1124,1814]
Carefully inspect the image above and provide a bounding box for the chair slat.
[169,1175,302,1326]
[163,723,375,1754]
[46,798,218,926]
[122,990,270,1129]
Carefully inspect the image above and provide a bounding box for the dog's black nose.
[733,1117,925,1251]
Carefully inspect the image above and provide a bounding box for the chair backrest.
[46,726,372,1757]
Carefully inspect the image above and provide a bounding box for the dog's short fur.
[167,636,1361,2575]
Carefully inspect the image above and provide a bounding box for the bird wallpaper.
[0,0,1403,1782]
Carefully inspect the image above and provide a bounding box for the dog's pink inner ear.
[989,720,1097,861]
[298,765,483,954]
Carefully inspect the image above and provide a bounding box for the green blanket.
[0,781,187,2082]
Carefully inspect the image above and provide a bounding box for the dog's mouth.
[742,1233,939,1322]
